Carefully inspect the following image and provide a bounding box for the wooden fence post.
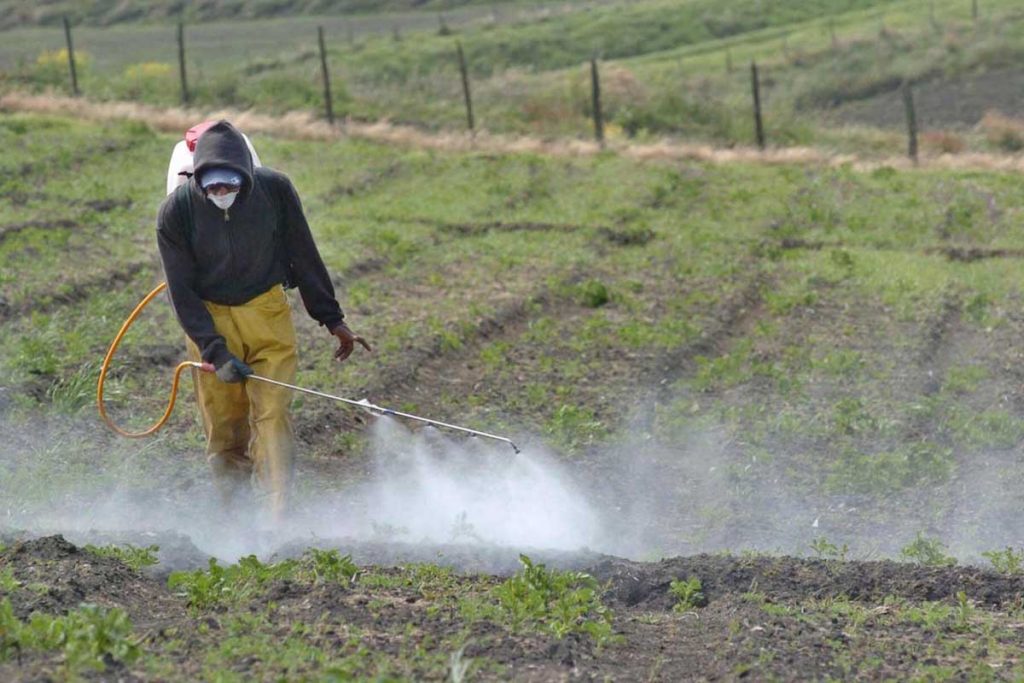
[62,16,79,96]
[751,61,765,150]
[177,21,190,105]
[456,41,474,132]
[726,48,733,73]
[590,56,604,147]
[972,0,979,21]
[318,26,334,125]
[830,19,838,48]
[902,81,918,164]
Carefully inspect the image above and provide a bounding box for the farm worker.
[156,120,371,523]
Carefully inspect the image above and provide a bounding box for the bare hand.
[331,322,372,362]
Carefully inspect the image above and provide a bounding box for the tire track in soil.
[0,262,149,322]
[641,269,770,403]
[0,199,133,245]
[321,162,404,200]
[760,237,1024,262]
[0,218,77,245]
[291,283,568,452]
[3,139,138,204]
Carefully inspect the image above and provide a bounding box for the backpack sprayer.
[96,281,520,453]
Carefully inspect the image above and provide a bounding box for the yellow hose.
[96,282,205,438]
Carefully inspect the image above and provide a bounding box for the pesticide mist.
[0,413,603,566]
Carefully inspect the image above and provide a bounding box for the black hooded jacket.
[156,120,344,368]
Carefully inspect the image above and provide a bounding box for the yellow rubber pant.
[186,285,297,520]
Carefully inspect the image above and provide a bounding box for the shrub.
[920,130,966,154]
[979,110,1024,152]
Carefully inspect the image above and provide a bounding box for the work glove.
[215,356,253,384]
[331,322,372,362]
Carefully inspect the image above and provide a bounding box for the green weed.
[900,533,957,567]
[981,547,1024,576]
[809,536,849,561]
[669,577,706,613]
[0,598,140,672]
[577,280,611,308]
[84,543,159,571]
[462,554,617,648]
[305,549,359,584]
[545,404,607,451]
[0,567,19,593]
[904,601,953,631]
[168,555,298,609]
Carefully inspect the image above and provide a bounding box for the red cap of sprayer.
[185,120,218,152]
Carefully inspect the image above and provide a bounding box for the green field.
[3,102,1024,679]
[5,0,1024,678]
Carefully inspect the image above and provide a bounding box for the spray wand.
[97,283,520,453]
[240,370,520,453]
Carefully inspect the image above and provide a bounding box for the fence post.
[972,0,978,21]
[829,19,838,48]
[318,26,334,125]
[726,48,733,73]
[177,21,190,105]
[62,16,79,96]
[751,61,765,150]
[902,81,918,164]
[590,56,604,147]
[456,41,474,132]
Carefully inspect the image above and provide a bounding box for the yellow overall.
[186,285,297,520]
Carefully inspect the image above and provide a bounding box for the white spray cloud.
[293,417,602,552]
[0,412,603,563]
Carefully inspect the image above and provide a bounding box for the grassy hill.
[0,0,560,29]
[3,0,1024,153]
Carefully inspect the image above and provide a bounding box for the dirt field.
[4,534,1024,681]
[831,67,1024,130]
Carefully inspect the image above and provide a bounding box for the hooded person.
[156,120,370,523]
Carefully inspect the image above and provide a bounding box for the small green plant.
[46,362,100,413]
[545,403,606,451]
[0,598,140,672]
[953,591,974,632]
[304,549,359,584]
[85,544,159,571]
[0,567,20,592]
[168,555,299,609]
[904,600,952,631]
[982,547,1024,576]
[809,536,849,561]
[464,554,617,648]
[577,279,610,308]
[900,533,956,567]
[669,577,705,612]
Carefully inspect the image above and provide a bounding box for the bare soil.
[830,67,1024,130]
[3,535,1024,681]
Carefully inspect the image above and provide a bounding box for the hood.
[191,120,255,196]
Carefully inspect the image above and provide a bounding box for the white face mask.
[209,191,238,211]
